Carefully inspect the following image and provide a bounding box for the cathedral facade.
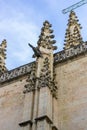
[0,11,87,130]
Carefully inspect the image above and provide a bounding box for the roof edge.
[54,42,87,64]
[0,41,87,83]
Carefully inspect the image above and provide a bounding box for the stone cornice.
[0,42,87,83]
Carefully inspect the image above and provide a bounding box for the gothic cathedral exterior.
[0,11,87,130]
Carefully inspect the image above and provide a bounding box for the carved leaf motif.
[23,63,36,93]
[0,39,7,75]
[38,57,58,98]
[64,11,83,50]
[37,21,57,50]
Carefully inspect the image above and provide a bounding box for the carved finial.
[37,20,57,50]
[0,39,7,75]
[64,11,83,49]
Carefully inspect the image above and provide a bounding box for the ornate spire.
[24,20,58,98]
[64,11,83,49]
[0,39,7,75]
[37,20,57,50]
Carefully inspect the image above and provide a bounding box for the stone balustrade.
[54,42,87,63]
[0,62,34,83]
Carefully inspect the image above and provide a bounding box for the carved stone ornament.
[38,57,58,98]
[54,42,87,63]
[0,62,35,83]
[64,11,83,49]
[0,39,7,75]
[23,62,36,93]
[37,20,57,50]
[23,21,58,98]
[28,43,43,58]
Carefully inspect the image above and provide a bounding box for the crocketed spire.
[0,39,7,75]
[64,11,83,49]
[37,20,57,50]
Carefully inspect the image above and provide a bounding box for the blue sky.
[0,0,87,70]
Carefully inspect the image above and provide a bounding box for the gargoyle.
[28,43,43,58]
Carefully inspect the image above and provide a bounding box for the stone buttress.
[19,21,58,130]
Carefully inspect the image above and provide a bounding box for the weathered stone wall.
[0,76,27,130]
[0,53,87,130]
[55,54,87,130]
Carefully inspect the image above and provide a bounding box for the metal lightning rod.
[62,0,87,14]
